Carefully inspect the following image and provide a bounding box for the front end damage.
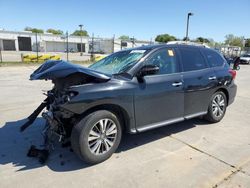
[20,60,110,163]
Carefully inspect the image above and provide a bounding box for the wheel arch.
[78,104,131,133]
[215,88,229,105]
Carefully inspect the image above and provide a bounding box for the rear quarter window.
[179,48,208,72]
[203,49,225,67]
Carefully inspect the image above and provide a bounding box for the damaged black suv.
[21,44,237,164]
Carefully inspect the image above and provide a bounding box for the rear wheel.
[204,91,227,123]
[71,110,122,164]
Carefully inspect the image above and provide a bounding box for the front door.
[134,48,184,131]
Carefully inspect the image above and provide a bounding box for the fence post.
[21,53,24,63]
[35,32,39,62]
[0,46,2,63]
[91,33,94,61]
[112,34,115,53]
[66,31,69,61]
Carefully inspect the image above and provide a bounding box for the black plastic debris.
[27,145,49,164]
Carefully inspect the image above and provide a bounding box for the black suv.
[23,44,237,164]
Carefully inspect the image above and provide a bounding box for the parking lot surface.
[0,65,250,188]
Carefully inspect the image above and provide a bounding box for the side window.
[203,49,225,67]
[179,48,208,71]
[146,48,178,75]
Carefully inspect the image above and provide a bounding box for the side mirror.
[137,64,159,78]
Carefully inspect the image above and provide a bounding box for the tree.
[155,34,177,43]
[24,27,44,33]
[195,37,210,43]
[46,29,63,35]
[244,38,250,47]
[119,35,130,40]
[71,30,88,36]
[224,34,244,47]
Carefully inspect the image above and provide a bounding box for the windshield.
[89,49,148,75]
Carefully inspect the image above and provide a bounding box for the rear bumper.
[228,83,237,106]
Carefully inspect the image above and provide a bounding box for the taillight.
[229,69,236,80]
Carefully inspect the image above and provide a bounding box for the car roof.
[125,44,208,51]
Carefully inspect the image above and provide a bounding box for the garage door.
[77,43,85,52]
[46,42,77,52]
[3,40,16,51]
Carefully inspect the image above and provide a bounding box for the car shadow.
[0,117,209,172]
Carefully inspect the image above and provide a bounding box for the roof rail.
[167,41,210,48]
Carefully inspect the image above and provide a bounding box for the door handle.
[172,82,183,87]
[208,76,217,80]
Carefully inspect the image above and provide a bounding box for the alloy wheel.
[88,118,117,155]
[212,94,225,118]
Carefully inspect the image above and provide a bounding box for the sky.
[0,0,249,42]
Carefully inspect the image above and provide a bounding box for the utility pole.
[35,32,39,62]
[66,31,69,61]
[79,24,83,56]
[185,12,194,41]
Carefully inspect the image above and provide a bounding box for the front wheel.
[204,91,227,123]
[71,110,122,164]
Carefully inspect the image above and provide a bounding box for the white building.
[0,30,152,54]
[0,30,89,53]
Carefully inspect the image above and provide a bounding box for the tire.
[71,110,122,164]
[204,91,227,123]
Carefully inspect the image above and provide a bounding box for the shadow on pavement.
[0,117,209,172]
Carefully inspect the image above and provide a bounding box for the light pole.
[185,12,194,41]
[79,24,83,56]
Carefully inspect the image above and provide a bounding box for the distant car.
[23,44,237,164]
[240,54,250,64]
[64,48,76,53]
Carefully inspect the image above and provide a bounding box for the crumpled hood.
[30,60,111,81]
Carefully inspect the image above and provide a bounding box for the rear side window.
[179,48,208,72]
[203,49,225,67]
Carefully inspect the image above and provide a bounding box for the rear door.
[178,47,217,117]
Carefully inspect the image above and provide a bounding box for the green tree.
[46,29,63,35]
[119,35,130,40]
[24,27,44,33]
[224,34,244,47]
[71,30,89,36]
[195,37,210,43]
[155,34,177,43]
